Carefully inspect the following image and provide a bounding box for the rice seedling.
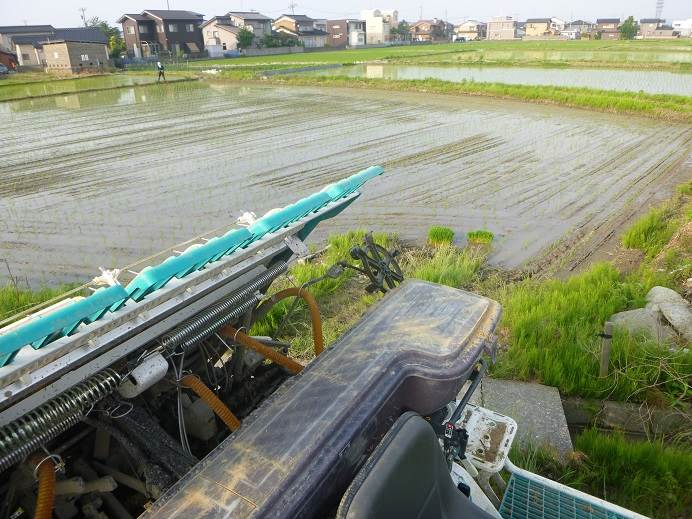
[467,230,494,245]
[427,226,455,246]
[621,206,676,257]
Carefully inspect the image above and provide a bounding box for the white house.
[360,9,398,44]
[672,19,692,37]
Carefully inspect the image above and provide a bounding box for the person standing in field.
[156,61,166,82]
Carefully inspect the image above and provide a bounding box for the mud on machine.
[0,166,647,518]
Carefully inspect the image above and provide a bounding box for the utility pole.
[288,2,297,15]
[79,7,87,27]
[166,0,171,10]
[419,5,423,20]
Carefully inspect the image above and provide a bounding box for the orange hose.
[259,287,324,356]
[181,374,241,432]
[222,326,304,375]
[34,456,56,519]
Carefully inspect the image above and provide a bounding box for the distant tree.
[390,21,410,41]
[87,17,125,58]
[619,16,638,40]
[237,27,255,50]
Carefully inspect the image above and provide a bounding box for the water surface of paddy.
[303,64,692,96]
[0,74,162,101]
[1,81,689,285]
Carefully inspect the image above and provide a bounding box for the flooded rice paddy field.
[1,81,690,286]
[306,64,692,96]
[0,75,161,102]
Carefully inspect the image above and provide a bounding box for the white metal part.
[450,462,502,518]
[457,403,517,473]
[118,353,168,399]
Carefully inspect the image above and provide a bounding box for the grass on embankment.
[514,429,692,518]
[265,75,692,123]
[192,40,692,71]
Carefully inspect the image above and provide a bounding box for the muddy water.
[1,81,690,286]
[304,64,692,96]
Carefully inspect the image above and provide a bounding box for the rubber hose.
[180,375,241,432]
[257,287,324,356]
[222,326,304,375]
[34,457,56,519]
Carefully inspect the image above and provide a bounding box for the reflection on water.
[307,64,692,96]
[0,74,160,101]
[5,80,208,112]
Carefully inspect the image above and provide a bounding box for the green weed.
[621,206,676,257]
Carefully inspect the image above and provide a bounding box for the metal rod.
[599,321,613,378]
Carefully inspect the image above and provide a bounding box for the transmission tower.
[655,0,664,20]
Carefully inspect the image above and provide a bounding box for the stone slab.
[467,378,573,460]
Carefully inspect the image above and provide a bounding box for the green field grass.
[191,40,692,71]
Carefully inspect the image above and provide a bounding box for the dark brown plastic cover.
[145,280,501,518]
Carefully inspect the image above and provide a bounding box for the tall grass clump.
[427,226,454,246]
[467,230,494,245]
[494,262,690,403]
[621,206,675,257]
[512,430,692,518]
[408,245,485,288]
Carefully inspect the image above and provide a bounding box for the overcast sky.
[3,0,690,27]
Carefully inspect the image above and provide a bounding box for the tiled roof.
[526,18,552,23]
[596,18,620,23]
[143,10,204,20]
[227,11,271,21]
[0,25,54,34]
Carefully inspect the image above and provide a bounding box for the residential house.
[272,15,328,48]
[0,25,54,53]
[565,20,595,38]
[43,39,110,73]
[596,18,620,40]
[201,17,240,55]
[639,18,661,37]
[117,10,204,58]
[361,9,398,44]
[672,19,692,37]
[454,20,486,41]
[326,20,366,48]
[524,17,566,38]
[0,25,106,67]
[226,11,272,39]
[639,18,677,38]
[409,19,449,42]
[487,16,520,40]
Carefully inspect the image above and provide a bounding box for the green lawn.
[191,39,692,71]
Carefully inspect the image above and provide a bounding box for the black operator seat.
[337,412,495,519]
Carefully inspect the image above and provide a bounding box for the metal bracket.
[284,235,309,261]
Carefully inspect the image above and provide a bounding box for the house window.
[22,53,29,60]
[138,24,149,33]
[53,51,59,59]
[157,24,164,33]
[213,31,219,38]
[168,23,178,32]
[222,43,227,50]
[186,23,195,32]
[81,54,89,61]
[206,30,211,36]
[126,26,135,34]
